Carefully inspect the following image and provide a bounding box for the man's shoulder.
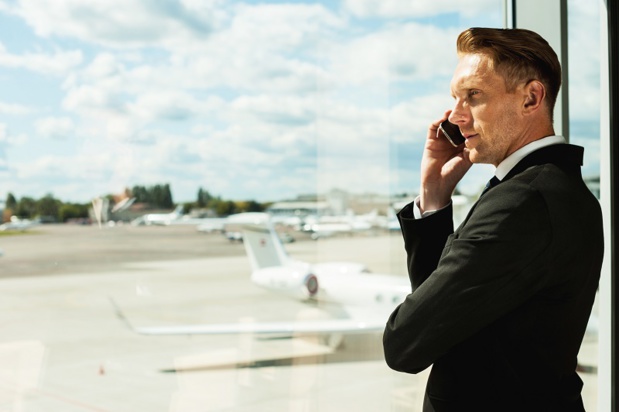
[509,161,571,185]
[492,152,601,223]
[503,143,583,182]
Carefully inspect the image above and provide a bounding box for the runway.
[0,224,598,411]
[0,224,430,411]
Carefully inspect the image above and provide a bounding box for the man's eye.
[468,90,480,97]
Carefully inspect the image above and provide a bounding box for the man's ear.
[523,80,546,113]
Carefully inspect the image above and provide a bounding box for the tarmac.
[0,224,599,411]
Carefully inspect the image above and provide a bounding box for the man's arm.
[384,182,552,374]
[398,202,454,290]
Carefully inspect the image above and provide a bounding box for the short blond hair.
[457,27,561,119]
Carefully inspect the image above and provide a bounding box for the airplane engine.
[251,266,319,299]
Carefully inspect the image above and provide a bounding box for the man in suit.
[383,27,604,411]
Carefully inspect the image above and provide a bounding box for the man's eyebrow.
[450,85,476,98]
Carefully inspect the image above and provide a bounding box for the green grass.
[0,230,40,237]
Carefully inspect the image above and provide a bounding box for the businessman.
[383,28,604,411]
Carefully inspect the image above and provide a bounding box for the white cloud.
[51,3,346,148]
[128,91,224,123]
[0,123,28,145]
[51,11,463,200]
[326,23,459,86]
[230,95,317,126]
[35,116,75,140]
[0,123,28,174]
[81,52,123,79]
[342,0,500,19]
[0,1,11,13]
[0,123,7,142]
[172,3,342,94]
[390,93,455,142]
[226,3,342,50]
[0,41,82,75]
[8,136,147,200]
[11,0,224,49]
[0,101,32,115]
[8,0,579,203]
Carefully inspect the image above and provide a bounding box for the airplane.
[113,213,410,337]
[131,205,184,226]
[220,212,271,242]
[111,213,600,371]
[0,216,38,231]
[191,217,228,232]
[301,209,385,239]
[192,212,272,241]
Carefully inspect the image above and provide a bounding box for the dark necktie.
[481,176,501,196]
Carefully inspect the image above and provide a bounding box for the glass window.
[568,1,602,410]
[0,1,540,410]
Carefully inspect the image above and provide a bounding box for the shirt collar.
[494,135,567,181]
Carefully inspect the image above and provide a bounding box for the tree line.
[2,192,89,223]
[192,187,265,216]
[2,184,267,223]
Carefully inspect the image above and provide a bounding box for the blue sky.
[0,0,600,204]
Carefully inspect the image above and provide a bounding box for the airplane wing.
[132,319,385,336]
[110,298,386,336]
[163,338,335,372]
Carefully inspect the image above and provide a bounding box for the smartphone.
[439,120,465,146]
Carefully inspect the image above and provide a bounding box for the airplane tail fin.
[242,223,290,271]
[173,205,184,216]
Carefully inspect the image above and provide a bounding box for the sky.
[0,0,601,204]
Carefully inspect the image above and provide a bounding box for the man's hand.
[419,111,472,213]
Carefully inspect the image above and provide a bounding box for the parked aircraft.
[301,210,386,239]
[111,214,599,371]
[131,205,184,226]
[189,217,228,232]
[113,214,410,336]
[0,216,38,231]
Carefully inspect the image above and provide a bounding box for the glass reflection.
[1,1,604,410]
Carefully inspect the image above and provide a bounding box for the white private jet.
[111,215,600,372]
[131,205,184,226]
[301,210,382,239]
[0,216,38,231]
[113,215,410,337]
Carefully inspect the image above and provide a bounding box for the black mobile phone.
[439,120,465,146]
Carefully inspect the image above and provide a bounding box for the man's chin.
[468,150,494,166]
[468,150,482,164]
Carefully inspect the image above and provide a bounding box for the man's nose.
[448,101,468,125]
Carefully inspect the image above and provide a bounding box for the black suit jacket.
[383,144,604,411]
